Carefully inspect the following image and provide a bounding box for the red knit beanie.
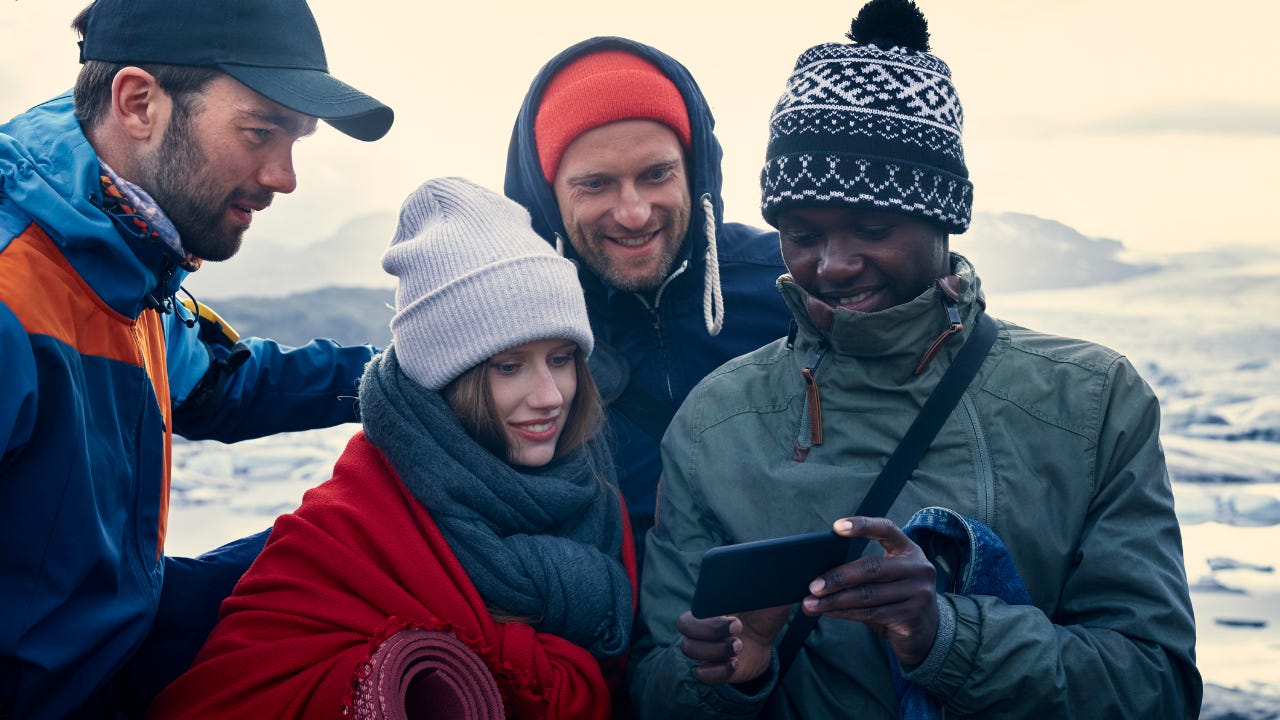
[534,50,693,183]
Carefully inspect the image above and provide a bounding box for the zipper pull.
[801,344,827,446]
[915,289,964,375]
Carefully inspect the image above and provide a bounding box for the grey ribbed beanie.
[382,177,593,390]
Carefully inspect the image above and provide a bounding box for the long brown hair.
[442,345,603,466]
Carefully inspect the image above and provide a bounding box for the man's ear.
[109,66,170,142]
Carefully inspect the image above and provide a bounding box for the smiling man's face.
[776,207,948,322]
[552,119,691,292]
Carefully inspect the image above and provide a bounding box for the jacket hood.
[1,93,188,318]
[503,37,726,307]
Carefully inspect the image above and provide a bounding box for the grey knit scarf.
[358,346,631,659]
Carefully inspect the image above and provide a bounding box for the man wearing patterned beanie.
[505,38,793,566]
[631,1,1200,717]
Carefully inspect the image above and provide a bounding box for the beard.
[134,106,270,262]
[566,203,690,293]
[587,237,681,293]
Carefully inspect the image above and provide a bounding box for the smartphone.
[691,530,864,618]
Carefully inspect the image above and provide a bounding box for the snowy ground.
[166,253,1280,714]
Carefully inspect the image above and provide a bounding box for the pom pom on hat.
[847,0,930,50]
[382,177,593,390]
[534,50,693,183]
[761,0,972,233]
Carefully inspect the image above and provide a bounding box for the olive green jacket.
[629,255,1200,719]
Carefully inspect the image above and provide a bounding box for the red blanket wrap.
[149,431,636,719]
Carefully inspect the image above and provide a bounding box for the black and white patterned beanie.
[761,0,972,233]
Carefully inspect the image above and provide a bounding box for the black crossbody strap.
[774,312,999,677]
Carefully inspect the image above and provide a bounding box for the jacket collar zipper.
[802,342,828,446]
[143,261,179,318]
[635,258,690,353]
[915,285,965,375]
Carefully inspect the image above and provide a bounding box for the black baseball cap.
[77,0,394,141]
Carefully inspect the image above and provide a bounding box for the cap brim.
[221,64,394,142]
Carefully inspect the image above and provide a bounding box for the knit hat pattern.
[535,50,692,183]
[382,177,593,390]
[761,5,972,233]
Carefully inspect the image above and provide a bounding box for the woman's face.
[487,338,580,467]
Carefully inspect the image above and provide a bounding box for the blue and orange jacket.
[0,93,376,718]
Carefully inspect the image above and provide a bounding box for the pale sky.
[4,0,1277,257]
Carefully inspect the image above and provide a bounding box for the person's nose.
[526,365,564,411]
[258,148,298,194]
[611,182,652,231]
[815,236,864,284]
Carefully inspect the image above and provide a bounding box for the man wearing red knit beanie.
[533,49,694,294]
[505,38,793,566]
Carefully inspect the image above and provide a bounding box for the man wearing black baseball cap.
[0,1,394,717]
[76,0,393,143]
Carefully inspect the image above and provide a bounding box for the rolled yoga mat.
[353,628,504,719]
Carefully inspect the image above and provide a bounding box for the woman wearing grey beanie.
[151,178,634,720]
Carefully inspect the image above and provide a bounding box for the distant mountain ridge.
[185,212,399,300]
[204,286,394,349]
[194,212,1159,347]
[200,221,1280,477]
[183,211,1157,301]
[960,213,1157,294]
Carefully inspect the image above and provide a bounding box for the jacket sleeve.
[627,393,778,720]
[165,304,376,441]
[923,357,1202,718]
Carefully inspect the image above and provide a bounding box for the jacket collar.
[1,93,190,318]
[779,253,986,364]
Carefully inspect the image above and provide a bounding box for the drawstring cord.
[700,193,724,336]
[176,286,200,329]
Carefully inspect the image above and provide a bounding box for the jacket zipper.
[957,394,995,527]
[636,259,689,400]
[141,260,176,566]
